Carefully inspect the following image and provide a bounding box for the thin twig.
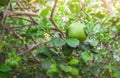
[10,16,34,23]
[2,0,11,25]
[17,41,49,56]
[7,10,39,16]
[16,0,38,25]
[49,0,65,39]
[12,31,28,49]
[0,0,12,43]
[0,24,35,31]
[50,0,57,18]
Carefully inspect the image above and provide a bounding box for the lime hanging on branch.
[67,21,87,42]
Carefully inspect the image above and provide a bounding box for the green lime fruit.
[67,21,87,42]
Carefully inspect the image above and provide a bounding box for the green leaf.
[61,65,72,72]
[41,60,52,71]
[36,53,48,59]
[103,65,114,70]
[18,20,24,25]
[38,46,52,57]
[100,49,108,55]
[89,39,99,47]
[66,38,79,48]
[80,42,93,51]
[113,71,120,78]
[47,64,59,74]
[40,8,49,17]
[15,56,21,62]
[62,44,73,56]
[81,52,92,62]
[68,1,79,14]
[29,27,38,35]
[50,37,65,48]
[0,0,9,6]
[8,51,16,57]
[116,22,120,31]
[92,24,101,34]
[68,59,78,65]
[94,12,105,18]
[69,67,79,76]
[0,72,9,78]
[0,65,11,72]
[5,58,18,67]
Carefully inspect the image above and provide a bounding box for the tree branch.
[7,10,39,16]
[16,0,38,25]
[0,0,12,43]
[17,41,48,56]
[49,0,65,39]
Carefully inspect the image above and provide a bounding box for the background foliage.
[0,0,120,78]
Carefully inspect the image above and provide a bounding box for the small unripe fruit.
[67,21,87,42]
